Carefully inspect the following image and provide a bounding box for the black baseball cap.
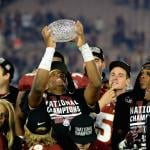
[26,106,51,135]
[51,61,68,75]
[53,51,65,63]
[91,46,104,61]
[0,57,14,80]
[109,60,131,77]
[69,114,96,144]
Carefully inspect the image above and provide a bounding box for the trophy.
[48,19,76,42]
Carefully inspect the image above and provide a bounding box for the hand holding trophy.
[74,20,86,47]
[41,26,56,48]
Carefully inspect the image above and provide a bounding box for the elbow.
[33,86,44,94]
[33,80,46,93]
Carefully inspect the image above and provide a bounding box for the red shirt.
[0,133,8,150]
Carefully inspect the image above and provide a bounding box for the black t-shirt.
[112,91,149,150]
[20,88,99,150]
[0,85,18,106]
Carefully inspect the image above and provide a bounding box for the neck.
[0,85,9,95]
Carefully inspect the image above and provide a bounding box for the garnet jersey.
[93,103,115,150]
[0,133,8,150]
[71,72,89,89]
[19,71,80,91]
[29,144,62,150]
[19,72,88,91]
[18,73,35,91]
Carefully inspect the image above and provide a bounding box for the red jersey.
[19,72,86,91]
[18,73,35,91]
[92,103,115,150]
[29,144,62,150]
[0,133,8,150]
[71,72,89,89]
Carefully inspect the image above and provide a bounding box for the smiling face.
[48,69,67,89]
[83,56,105,76]
[109,67,130,92]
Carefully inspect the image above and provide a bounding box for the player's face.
[139,68,150,90]
[83,56,105,74]
[109,67,129,90]
[48,69,66,87]
[75,143,91,150]
[94,56,105,72]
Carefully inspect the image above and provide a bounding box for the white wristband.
[79,43,94,62]
[38,47,55,71]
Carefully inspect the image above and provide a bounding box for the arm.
[28,26,56,108]
[75,21,101,106]
[15,91,26,136]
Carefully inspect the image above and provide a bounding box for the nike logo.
[37,122,46,126]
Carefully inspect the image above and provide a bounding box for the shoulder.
[9,85,19,93]
[117,90,134,103]
[5,85,19,105]
[71,72,84,78]
[18,74,35,90]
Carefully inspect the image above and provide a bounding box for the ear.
[4,72,10,81]
[45,84,49,90]
[102,61,106,70]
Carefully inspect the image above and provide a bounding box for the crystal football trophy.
[48,19,76,42]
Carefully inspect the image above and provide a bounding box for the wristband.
[38,47,55,71]
[79,43,94,62]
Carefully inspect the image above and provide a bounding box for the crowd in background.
[0,0,150,86]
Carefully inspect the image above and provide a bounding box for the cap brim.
[51,61,68,74]
[70,133,97,144]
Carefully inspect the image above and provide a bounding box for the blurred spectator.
[0,57,18,106]
[0,99,23,149]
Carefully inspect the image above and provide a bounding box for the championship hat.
[69,114,96,144]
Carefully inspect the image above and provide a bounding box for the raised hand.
[98,88,116,109]
[74,20,85,47]
[41,26,56,48]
